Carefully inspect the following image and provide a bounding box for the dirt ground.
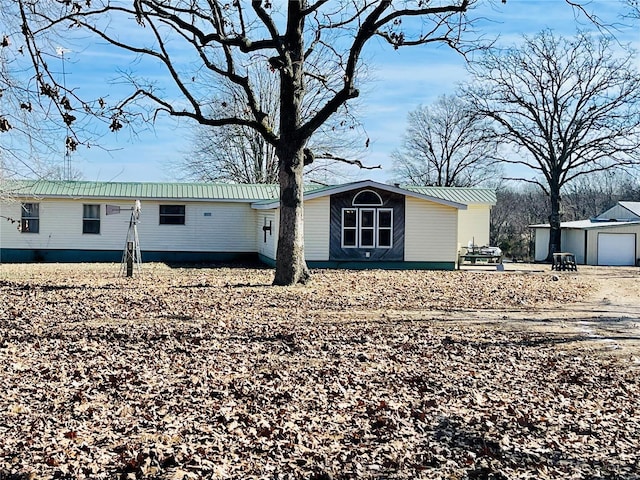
[454,263,640,360]
[1,262,639,479]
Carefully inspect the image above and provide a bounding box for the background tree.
[1,0,91,184]
[490,184,548,260]
[392,94,500,187]
[466,30,640,260]
[562,170,640,220]
[185,123,280,184]
[1,17,50,181]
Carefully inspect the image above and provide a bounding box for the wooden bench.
[552,252,577,271]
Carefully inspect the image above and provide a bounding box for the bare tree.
[1,0,90,183]
[1,22,49,179]
[466,30,640,260]
[179,65,280,184]
[562,170,639,220]
[15,1,608,283]
[490,184,549,260]
[392,94,500,187]
[182,67,366,185]
[184,119,366,185]
[185,123,279,184]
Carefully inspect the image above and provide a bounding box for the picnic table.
[552,252,577,271]
[457,251,503,269]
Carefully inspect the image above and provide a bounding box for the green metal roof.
[4,180,280,201]
[301,182,496,205]
[402,185,497,205]
[252,180,492,209]
[3,179,496,206]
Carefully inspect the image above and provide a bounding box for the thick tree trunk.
[272,2,310,286]
[273,148,309,286]
[546,188,562,261]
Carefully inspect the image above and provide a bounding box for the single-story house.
[0,179,496,269]
[531,201,640,266]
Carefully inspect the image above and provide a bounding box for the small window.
[360,209,375,247]
[342,209,357,247]
[160,205,185,225]
[83,204,101,234]
[377,209,393,248]
[352,190,383,206]
[21,203,39,233]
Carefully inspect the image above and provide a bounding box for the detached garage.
[532,201,640,266]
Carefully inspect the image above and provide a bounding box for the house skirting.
[0,249,257,264]
[2,248,454,270]
[258,254,455,270]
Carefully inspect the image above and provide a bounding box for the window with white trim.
[377,209,393,248]
[360,209,375,247]
[353,190,383,206]
[83,204,101,234]
[341,190,394,249]
[342,209,357,247]
[341,206,393,249]
[21,203,39,233]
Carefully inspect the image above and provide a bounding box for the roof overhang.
[529,220,640,230]
[1,180,279,203]
[252,180,468,210]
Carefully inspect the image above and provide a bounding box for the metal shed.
[531,214,640,266]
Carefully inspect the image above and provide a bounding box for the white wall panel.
[257,210,278,260]
[1,199,259,252]
[458,205,491,248]
[303,197,330,261]
[405,197,458,262]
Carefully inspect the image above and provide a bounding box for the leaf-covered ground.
[1,263,638,479]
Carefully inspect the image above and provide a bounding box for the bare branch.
[315,152,381,170]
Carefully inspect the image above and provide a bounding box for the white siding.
[562,229,586,264]
[256,199,330,263]
[131,201,258,252]
[405,197,458,262]
[257,209,278,261]
[587,225,640,265]
[304,197,330,261]
[0,198,258,252]
[536,229,587,263]
[534,228,550,262]
[458,205,491,248]
[1,199,131,251]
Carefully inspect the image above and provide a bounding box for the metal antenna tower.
[56,47,72,181]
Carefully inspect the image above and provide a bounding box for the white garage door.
[597,233,636,266]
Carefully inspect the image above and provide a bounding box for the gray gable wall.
[596,202,640,221]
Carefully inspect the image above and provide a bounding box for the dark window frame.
[82,204,101,234]
[159,205,186,225]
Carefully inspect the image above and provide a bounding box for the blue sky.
[21,1,640,184]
